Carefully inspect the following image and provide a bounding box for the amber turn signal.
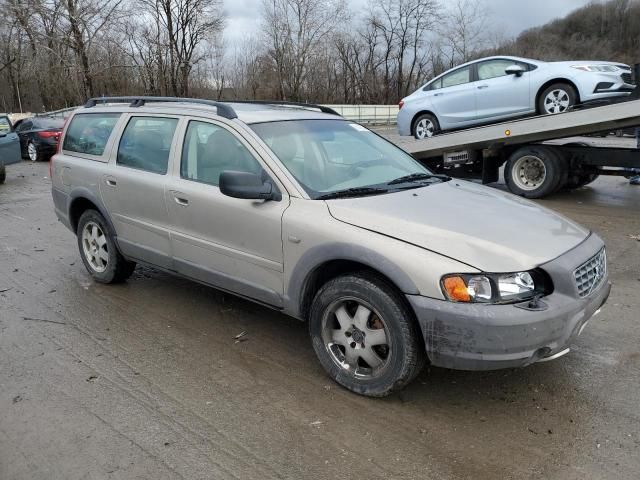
[443,276,471,302]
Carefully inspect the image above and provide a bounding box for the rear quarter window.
[63,113,121,156]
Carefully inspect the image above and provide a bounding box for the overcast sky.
[222,0,596,45]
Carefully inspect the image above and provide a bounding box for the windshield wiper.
[316,186,389,200]
[386,172,450,185]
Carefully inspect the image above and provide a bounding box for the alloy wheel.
[415,118,435,139]
[28,143,38,162]
[544,89,571,114]
[81,221,109,273]
[321,297,391,378]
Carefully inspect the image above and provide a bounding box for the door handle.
[433,92,444,96]
[105,178,117,187]
[172,192,190,206]
[477,85,489,89]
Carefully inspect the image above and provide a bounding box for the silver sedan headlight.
[571,64,620,73]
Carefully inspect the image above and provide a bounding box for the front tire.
[0,164,5,184]
[309,272,425,397]
[412,113,440,139]
[504,146,567,198]
[77,210,136,284]
[537,83,577,115]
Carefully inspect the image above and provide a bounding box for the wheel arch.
[68,188,117,236]
[535,78,581,112]
[286,244,420,321]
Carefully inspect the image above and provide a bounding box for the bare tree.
[262,0,347,101]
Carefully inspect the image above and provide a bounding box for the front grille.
[621,72,633,84]
[574,248,607,297]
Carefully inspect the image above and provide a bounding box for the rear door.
[165,118,289,306]
[475,59,532,120]
[99,114,180,269]
[429,65,477,128]
[0,116,21,166]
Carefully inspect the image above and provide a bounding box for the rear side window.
[181,120,262,186]
[63,113,120,156]
[117,117,179,175]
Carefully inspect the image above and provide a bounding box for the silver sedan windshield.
[251,120,431,198]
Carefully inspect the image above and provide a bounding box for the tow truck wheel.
[505,146,567,198]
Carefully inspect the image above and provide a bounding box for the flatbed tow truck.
[395,91,640,198]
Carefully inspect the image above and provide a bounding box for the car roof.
[74,101,341,125]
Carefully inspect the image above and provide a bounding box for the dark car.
[14,116,64,162]
[0,114,21,184]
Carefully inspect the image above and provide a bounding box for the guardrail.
[323,105,398,125]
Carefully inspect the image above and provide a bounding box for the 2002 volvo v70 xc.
[51,97,610,397]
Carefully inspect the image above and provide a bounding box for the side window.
[181,121,263,186]
[63,113,121,156]
[17,121,32,132]
[0,116,11,132]
[117,117,178,174]
[425,78,442,91]
[478,60,519,81]
[441,66,471,88]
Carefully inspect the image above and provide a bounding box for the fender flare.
[284,242,420,319]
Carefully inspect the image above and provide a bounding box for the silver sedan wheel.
[81,221,109,273]
[511,155,547,191]
[28,142,38,162]
[415,118,435,139]
[544,89,571,114]
[321,297,391,378]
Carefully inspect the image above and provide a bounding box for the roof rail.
[83,96,238,120]
[228,100,341,116]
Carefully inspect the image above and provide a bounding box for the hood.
[327,180,589,272]
[549,60,630,68]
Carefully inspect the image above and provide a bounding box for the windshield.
[250,120,432,199]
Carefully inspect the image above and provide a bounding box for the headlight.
[571,64,620,73]
[441,271,550,304]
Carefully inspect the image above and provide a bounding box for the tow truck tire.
[505,146,567,198]
[566,173,600,190]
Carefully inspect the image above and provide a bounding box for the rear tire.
[0,165,5,184]
[537,83,577,115]
[504,146,567,198]
[309,272,425,397]
[27,141,42,162]
[412,113,440,139]
[566,173,600,190]
[77,209,136,284]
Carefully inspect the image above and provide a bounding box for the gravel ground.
[1,140,639,479]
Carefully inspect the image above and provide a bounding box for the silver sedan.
[398,55,635,139]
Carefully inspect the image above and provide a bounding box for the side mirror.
[505,65,525,77]
[219,171,281,201]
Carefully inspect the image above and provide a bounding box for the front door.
[100,114,180,269]
[0,116,21,166]
[475,59,531,120]
[165,119,289,307]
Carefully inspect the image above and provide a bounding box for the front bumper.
[407,234,610,370]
